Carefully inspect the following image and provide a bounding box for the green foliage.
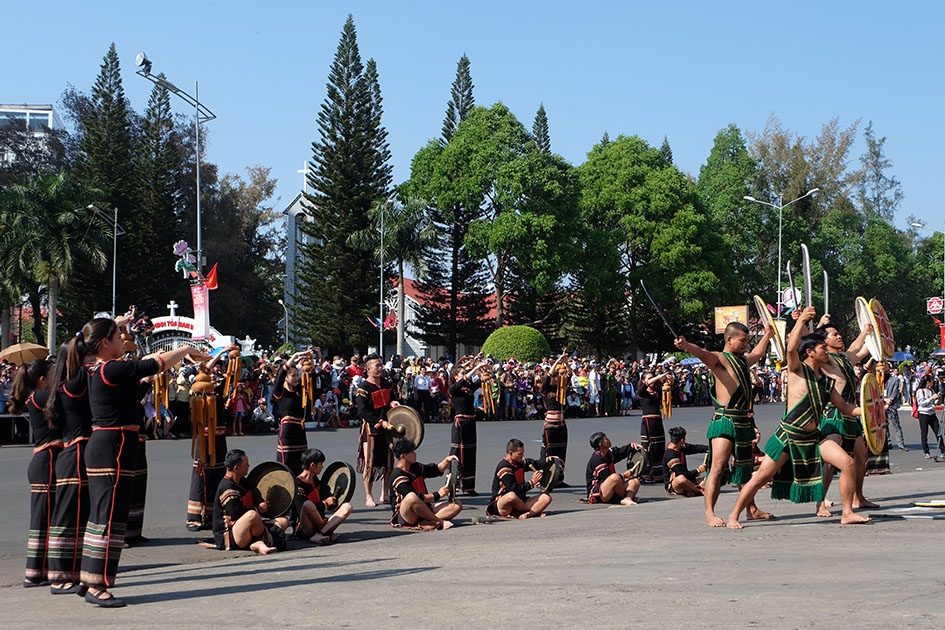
[857,121,903,221]
[532,104,551,154]
[480,325,551,363]
[442,54,474,144]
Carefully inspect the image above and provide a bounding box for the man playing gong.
[727,307,868,528]
[674,321,775,527]
[292,448,353,544]
[389,439,462,530]
[585,432,644,505]
[355,353,397,507]
[212,449,285,554]
[486,438,552,519]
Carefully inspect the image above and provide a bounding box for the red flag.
[204,263,219,290]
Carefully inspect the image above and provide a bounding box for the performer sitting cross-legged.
[585,432,643,506]
[663,426,708,497]
[389,439,463,530]
[212,449,285,554]
[727,307,868,529]
[292,448,353,545]
[486,438,552,519]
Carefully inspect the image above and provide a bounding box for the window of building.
[0,112,27,129]
[28,112,51,132]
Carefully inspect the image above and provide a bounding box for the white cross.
[298,162,312,194]
[167,300,179,317]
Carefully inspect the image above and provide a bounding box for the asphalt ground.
[0,404,943,628]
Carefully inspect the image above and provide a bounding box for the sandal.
[50,582,81,595]
[85,589,126,608]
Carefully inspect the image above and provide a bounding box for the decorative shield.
[386,405,425,449]
[538,456,565,493]
[856,297,883,362]
[323,461,356,507]
[870,298,895,359]
[446,457,459,502]
[753,295,785,362]
[860,373,887,455]
[247,461,295,518]
[626,449,646,478]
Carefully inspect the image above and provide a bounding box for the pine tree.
[532,104,551,154]
[660,135,673,164]
[441,55,474,144]
[62,43,136,325]
[295,15,392,350]
[857,120,903,221]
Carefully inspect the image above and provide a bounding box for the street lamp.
[135,51,216,277]
[277,298,289,345]
[89,204,124,317]
[743,188,820,317]
[910,221,945,303]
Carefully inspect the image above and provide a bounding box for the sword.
[786,260,798,314]
[823,270,829,316]
[801,244,813,331]
[640,280,679,338]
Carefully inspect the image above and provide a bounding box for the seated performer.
[663,426,708,497]
[585,432,644,505]
[212,449,286,554]
[292,448,353,545]
[389,439,463,530]
[487,438,552,518]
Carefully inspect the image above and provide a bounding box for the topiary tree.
[480,325,551,363]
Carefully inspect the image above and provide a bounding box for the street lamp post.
[743,188,820,317]
[89,205,124,317]
[277,298,289,345]
[135,52,216,276]
[378,204,385,361]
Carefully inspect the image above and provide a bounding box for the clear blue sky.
[5,1,943,232]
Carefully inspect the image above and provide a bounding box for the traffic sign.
[928,296,944,315]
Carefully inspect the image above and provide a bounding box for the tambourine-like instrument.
[529,456,565,493]
[386,405,425,449]
[626,449,646,478]
[323,461,356,507]
[446,457,459,502]
[856,297,894,361]
[247,461,296,518]
[753,295,785,362]
[860,373,887,456]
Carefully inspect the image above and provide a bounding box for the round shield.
[323,461,356,507]
[856,297,883,362]
[539,456,565,493]
[247,461,295,518]
[447,457,459,502]
[753,295,785,362]
[870,298,895,359]
[860,372,887,455]
[626,449,646,478]
[386,405,424,449]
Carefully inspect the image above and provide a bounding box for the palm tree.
[348,196,438,356]
[0,171,108,351]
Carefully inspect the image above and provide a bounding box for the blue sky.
[5,1,943,233]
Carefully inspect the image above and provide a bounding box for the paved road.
[1,406,943,628]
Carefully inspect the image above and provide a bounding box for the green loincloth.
[706,409,754,486]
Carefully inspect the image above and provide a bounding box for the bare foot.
[379,494,390,503]
[437,519,454,530]
[726,517,743,530]
[620,497,638,506]
[815,503,833,518]
[854,497,879,509]
[840,513,872,524]
[250,541,278,555]
[310,533,329,545]
[747,507,776,521]
[706,514,726,527]
[365,497,376,508]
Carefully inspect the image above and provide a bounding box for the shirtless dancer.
[813,314,878,516]
[675,321,774,527]
[727,307,869,528]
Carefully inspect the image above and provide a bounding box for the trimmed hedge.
[480,325,551,363]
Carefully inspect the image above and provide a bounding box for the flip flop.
[50,583,82,595]
[85,589,126,608]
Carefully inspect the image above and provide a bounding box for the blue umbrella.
[891,351,916,362]
[931,348,945,358]
[680,357,703,366]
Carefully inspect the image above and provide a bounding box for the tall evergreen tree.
[660,135,673,164]
[295,15,392,350]
[856,120,903,221]
[441,54,474,144]
[532,104,551,154]
[63,43,136,322]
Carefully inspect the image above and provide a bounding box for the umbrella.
[0,342,50,366]
[890,351,916,362]
[931,348,945,358]
[680,357,703,366]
